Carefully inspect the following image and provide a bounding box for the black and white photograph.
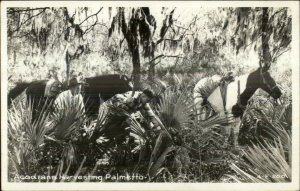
[1,1,299,190]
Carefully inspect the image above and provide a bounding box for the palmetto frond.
[43,94,88,169]
[128,115,148,146]
[197,128,224,148]
[50,94,86,141]
[227,102,292,183]
[8,98,51,175]
[181,114,230,153]
[227,137,291,182]
[148,132,174,178]
[47,156,87,182]
[157,88,195,131]
[148,88,195,178]
[241,97,292,146]
[127,114,151,171]
[278,103,292,128]
[148,87,232,178]
[89,103,109,139]
[198,114,233,128]
[9,98,51,148]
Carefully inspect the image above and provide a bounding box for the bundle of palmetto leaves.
[223,95,292,183]
[238,94,292,146]
[194,78,220,99]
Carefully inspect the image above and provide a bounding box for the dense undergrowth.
[7,72,292,183]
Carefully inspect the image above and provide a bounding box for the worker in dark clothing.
[96,89,163,145]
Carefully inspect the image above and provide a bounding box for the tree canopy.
[7,7,292,86]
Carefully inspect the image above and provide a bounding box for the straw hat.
[68,77,88,87]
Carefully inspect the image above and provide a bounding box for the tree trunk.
[148,62,155,82]
[261,8,272,68]
[13,50,17,67]
[119,7,142,91]
[66,50,70,85]
[131,46,141,90]
[148,42,156,81]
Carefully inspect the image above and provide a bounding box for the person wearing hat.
[107,89,161,129]
[68,77,84,96]
[194,71,235,120]
[53,76,85,111]
[90,89,176,166]
[92,89,163,145]
[107,89,156,113]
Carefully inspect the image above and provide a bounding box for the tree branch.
[161,38,182,42]
[10,8,48,34]
[272,47,291,62]
[174,57,180,68]
[11,31,32,38]
[174,24,189,30]
[156,15,199,46]
[153,60,161,66]
[155,8,176,46]
[79,8,103,26]
[244,32,263,49]
[180,15,199,38]
[8,7,49,14]
[82,15,99,35]
[50,8,105,48]
[120,7,130,41]
[269,8,286,22]
[140,8,156,35]
[147,54,184,65]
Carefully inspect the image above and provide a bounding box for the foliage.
[8,99,51,177]
[222,8,291,64]
[50,94,85,140]
[239,94,292,146]
[7,7,106,86]
[225,89,292,183]
[7,6,293,183]
[7,71,293,182]
[226,133,291,182]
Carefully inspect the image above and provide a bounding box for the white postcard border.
[1,1,299,191]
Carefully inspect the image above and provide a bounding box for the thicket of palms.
[7,73,292,182]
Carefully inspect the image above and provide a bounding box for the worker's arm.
[143,103,173,141]
[143,103,159,128]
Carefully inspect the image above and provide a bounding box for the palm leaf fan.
[50,94,86,141]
